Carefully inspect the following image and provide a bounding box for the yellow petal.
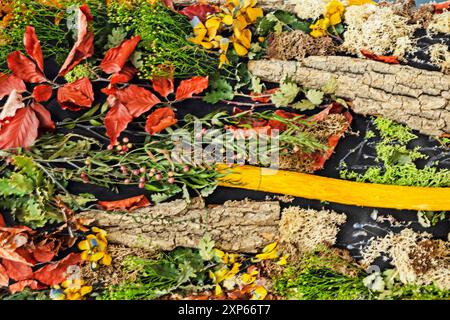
[92,226,107,236]
[80,286,93,296]
[262,242,278,253]
[238,29,252,49]
[215,284,223,296]
[328,12,342,26]
[277,255,288,266]
[241,273,256,284]
[102,253,112,266]
[219,54,229,68]
[90,251,105,262]
[222,14,233,25]
[251,286,267,300]
[205,16,222,40]
[80,250,90,261]
[77,240,90,251]
[233,42,248,56]
[246,7,263,23]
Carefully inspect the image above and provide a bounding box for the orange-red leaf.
[24,26,44,72]
[57,77,94,111]
[0,74,26,100]
[0,263,8,287]
[0,213,5,227]
[175,76,209,101]
[433,0,450,13]
[7,51,46,83]
[145,107,177,135]
[360,50,400,64]
[33,253,81,286]
[98,195,151,211]
[152,75,174,98]
[105,99,133,146]
[1,259,33,281]
[179,4,219,22]
[251,88,279,103]
[100,36,141,74]
[9,280,46,294]
[32,243,56,263]
[32,84,53,103]
[58,5,94,76]
[110,64,138,85]
[0,107,39,150]
[115,85,161,118]
[268,109,301,132]
[30,102,55,132]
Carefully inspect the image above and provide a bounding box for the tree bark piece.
[78,198,280,253]
[248,57,450,136]
[172,0,294,11]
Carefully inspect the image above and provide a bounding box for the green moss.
[372,117,417,144]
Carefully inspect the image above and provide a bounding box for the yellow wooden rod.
[217,165,450,211]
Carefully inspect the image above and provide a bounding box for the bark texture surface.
[248,57,450,136]
[172,0,294,10]
[79,198,281,253]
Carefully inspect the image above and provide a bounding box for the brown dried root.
[267,30,338,61]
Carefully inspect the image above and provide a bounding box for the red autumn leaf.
[110,64,138,85]
[32,243,56,263]
[251,88,279,103]
[105,100,133,146]
[98,195,151,211]
[115,85,161,118]
[1,259,33,281]
[30,103,55,132]
[360,50,400,65]
[145,107,177,135]
[0,74,26,100]
[0,263,8,287]
[175,76,209,101]
[268,109,301,132]
[9,280,46,294]
[7,51,46,83]
[57,77,94,111]
[100,36,141,74]
[33,252,81,286]
[0,213,5,227]
[434,0,450,13]
[0,107,39,150]
[15,248,37,266]
[58,5,94,76]
[32,84,53,103]
[152,75,174,98]
[179,4,219,22]
[162,0,174,9]
[24,26,44,72]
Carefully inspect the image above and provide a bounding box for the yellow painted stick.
[217,165,450,211]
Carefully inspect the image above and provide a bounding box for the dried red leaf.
[360,50,400,64]
[7,51,46,83]
[33,252,81,286]
[152,74,174,98]
[251,88,279,103]
[32,84,53,103]
[30,102,55,132]
[175,76,209,101]
[268,109,301,132]
[100,36,141,74]
[145,107,177,135]
[110,64,138,85]
[57,77,94,111]
[1,259,33,281]
[179,4,219,22]
[9,280,46,294]
[115,85,161,118]
[24,26,44,72]
[0,107,39,150]
[0,74,26,100]
[58,5,94,76]
[105,100,133,146]
[14,248,37,266]
[434,0,450,13]
[0,213,5,227]
[33,243,56,263]
[98,195,151,211]
[162,0,174,9]
[0,263,8,287]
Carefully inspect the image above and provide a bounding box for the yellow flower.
[78,228,112,267]
[241,268,259,285]
[205,16,222,40]
[251,285,267,300]
[310,18,330,38]
[51,279,92,300]
[325,0,345,26]
[254,242,279,261]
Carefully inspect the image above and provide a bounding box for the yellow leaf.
[251,286,267,300]
[241,273,256,284]
[262,241,278,253]
[80,286,93,296]
[215,284,223,296]
[90,252,105,262]
[347,0,376,5]
[277,255,288,266]
[219,54,229,68]
[80,250,90,261]
[77,240,90,251]
[238,29,252,49]
[102,253,112,266]
[222,14,233,25]
[206,16,222,40]
[233,42,248,56]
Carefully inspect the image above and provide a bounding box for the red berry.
[107,145,114,151]
[168,177,175,184]
[122,137,129,143]
[139,167,146,173]
[133,169,140,175]
[155,173,162,181]
[183,166,190,173]
[138,182,145,189]
[139,177,145,183]
[124,179,130,185]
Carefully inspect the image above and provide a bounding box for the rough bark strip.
[172,0,294,11]
[248,57,450,136]
[78,198,280,253]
